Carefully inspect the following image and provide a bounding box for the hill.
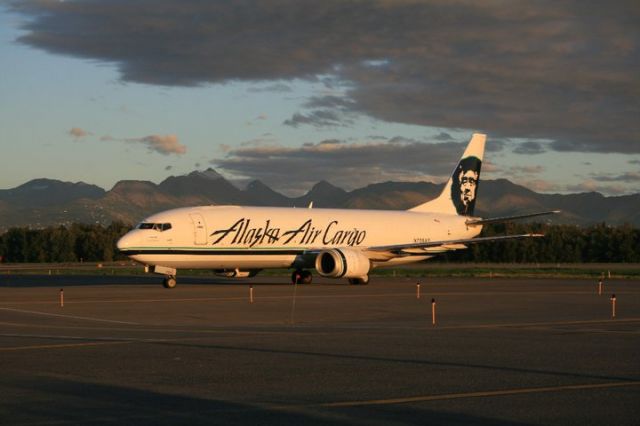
[1,170,638,230]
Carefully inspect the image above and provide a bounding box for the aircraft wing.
[367,233,544,256]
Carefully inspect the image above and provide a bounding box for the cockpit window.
[137,222,172,232]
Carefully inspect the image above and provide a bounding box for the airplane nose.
[117,232,135,251]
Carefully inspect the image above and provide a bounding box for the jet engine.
[314,248,371,280]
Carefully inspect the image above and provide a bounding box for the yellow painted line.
[5,289,636,307]
[0,292,420,305]
[0,340,132,352]
[0,285,635,309]
[0,307,140,325]
[318,381,640,407]
[437,318,640,330]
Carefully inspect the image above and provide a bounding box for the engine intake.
[315,248,371,279]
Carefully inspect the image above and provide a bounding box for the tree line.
[0,222,638,263]
[0,222,131,263]
[445,222,640,263]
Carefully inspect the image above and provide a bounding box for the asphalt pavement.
[1,274,639,425]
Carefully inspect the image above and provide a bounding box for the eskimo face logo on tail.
[451,156,481,216]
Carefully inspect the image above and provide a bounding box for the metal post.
[416,283,421,299]
[59,288,64,308]
[598,280,602,295]
[431,298,436,326]
[249,285,254,304]
[610,294,616,319]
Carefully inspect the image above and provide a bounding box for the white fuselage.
[117,205,480,270]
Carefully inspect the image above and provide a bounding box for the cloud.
[519,165,545,175]
[12,1,639,153]
[490,161,544,181]
[566,180,627,195]
[247,83,292,93]
[434,132,454,141]
[124,134,186,155]
[211,136,469,194]
[283,110,353,128]
[69,129,185,155]
[525,179,561,193]
[513,141,547,155]
[284,95,359,128]
[68,127,90,138]
[104,134,187,155]
[590,172,640,183]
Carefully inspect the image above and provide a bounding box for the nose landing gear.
[163,276,177,289]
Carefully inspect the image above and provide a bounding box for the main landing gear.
[348,276,370,285]
[291,270,312,284]
[290,270,370,285]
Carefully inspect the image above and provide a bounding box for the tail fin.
[410,133,486,216]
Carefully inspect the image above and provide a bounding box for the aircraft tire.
[291,270,313,284]
[348,276,369,285]
[163,276,177,289]
[301,270,312,284]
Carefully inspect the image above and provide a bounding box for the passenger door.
[189,213,208,245]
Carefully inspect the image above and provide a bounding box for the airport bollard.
[610,294,616,319]
[431,298,436,326]
[598,280,603,295]
[249,285,254,304]
[416,283,421,299]
[59,288,64,308]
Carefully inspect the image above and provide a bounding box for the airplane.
[117,134,557,288]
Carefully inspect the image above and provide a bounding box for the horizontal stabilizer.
[369,233,544,255]
[465,210,560,226]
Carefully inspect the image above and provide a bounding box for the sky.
[0,0,638,196]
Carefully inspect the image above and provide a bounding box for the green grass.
[2,262,639,279]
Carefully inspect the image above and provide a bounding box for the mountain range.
[1,168,639,231]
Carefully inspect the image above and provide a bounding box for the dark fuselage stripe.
[120,249,305,256]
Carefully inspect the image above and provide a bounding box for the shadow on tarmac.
[0,272,362,287]
[5,376,527,426]
[0,274,299,288]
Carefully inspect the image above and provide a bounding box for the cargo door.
[189,213,208,245]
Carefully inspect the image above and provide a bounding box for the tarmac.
[1,274,639,425]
